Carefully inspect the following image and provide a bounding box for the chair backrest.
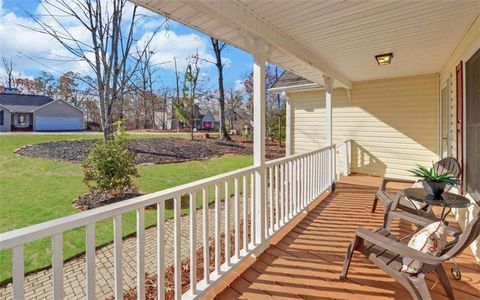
[442,213,480,260]
[433,157,461,178]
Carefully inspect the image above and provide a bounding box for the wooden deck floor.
[206,174,480,299]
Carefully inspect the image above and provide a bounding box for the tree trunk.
[211,38,231,141]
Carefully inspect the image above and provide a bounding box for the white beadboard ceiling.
[132,0,479,86]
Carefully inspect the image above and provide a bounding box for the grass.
[0,133,252,282]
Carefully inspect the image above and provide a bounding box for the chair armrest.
[389,211,459,236]
[379,177,415,192]
[356,227,442,265]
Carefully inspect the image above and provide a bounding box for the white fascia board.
[0,104,12,112]
[268,83,323,94]
[33,99,84,114]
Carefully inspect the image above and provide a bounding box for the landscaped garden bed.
[15,137,284,164]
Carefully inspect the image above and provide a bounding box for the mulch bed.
[15,137,284,165]
[72,189,144,211]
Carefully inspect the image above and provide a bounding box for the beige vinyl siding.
[290,74,439,179]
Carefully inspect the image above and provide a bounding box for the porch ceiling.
[133,0,479,86]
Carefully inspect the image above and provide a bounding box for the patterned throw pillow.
[401,221,447,274]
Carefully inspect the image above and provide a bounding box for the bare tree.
[174,53,200,140]
[1,57,17,89]
[57,71,91,108]
[172,56,180,131]
[28,0,165,140]
[210,38,231,140]
[225,86,243,131]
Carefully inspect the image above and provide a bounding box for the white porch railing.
[0,142,351,300]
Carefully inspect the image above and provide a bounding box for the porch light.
[375,53,393,65]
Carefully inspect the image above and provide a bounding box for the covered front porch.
[1,1,479,299]
[211,175,480,300]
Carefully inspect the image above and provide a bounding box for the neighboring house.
[198,109,220,130]
[0,92,84,132]
[154,109,177,130]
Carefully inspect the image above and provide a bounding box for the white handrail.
[0,144,340,299]
[0,164,259,250]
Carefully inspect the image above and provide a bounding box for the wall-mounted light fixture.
[375,53,393,66]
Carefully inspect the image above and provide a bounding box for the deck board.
[210,174,480,299]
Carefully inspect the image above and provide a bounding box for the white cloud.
[138,30,228,72]
[0,1,93,77]
[0,1,230,84]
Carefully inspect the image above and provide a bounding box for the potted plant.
[409,164,460,197]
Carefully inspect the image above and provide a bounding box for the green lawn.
[0,133,252,282]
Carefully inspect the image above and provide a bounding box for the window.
[0,110,3,126]
[440,80,451,158]
[465,48,480,200]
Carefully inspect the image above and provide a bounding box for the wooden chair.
[340,212,480,300]
[371,157,462,227]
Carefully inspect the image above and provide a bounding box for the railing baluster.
[242,175,248,251]
[85,223,95,300]
[313,152,320,197]
[302,157,306,208]
[202,187,210,284]
[274,165,279,230]
[190,192,197,294]
[113,216,122,300]
[293,160,297,214]
[300,158,304,209]
[12,246,24,300]
[224,180,231,266]
[250,173,255,246]
[137,208,145,300]
[264,169,268,237]
[52,233,63,300]
[306,156,309,202]
[307,156,311,202]
[288,161,292,219]
[234,177,240,259]
[269,166,273,234]
[309,155,313,200]
[214,184,221,274]
[280,164,285,225]
[157,201,165,298]
[174,195,181,300]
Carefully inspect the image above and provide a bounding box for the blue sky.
[0,0,254,91]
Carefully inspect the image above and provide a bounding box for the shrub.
[83,121,139,195]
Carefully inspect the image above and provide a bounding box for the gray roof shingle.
[0,93,53,112]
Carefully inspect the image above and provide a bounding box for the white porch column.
[323,75,335,187]
[252,37,268,246]
[323,75,334,146]
[283,92,293,156]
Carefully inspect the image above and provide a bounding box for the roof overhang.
[131,0,352,89]
[0,104,12,112]
[131,1,479,87]
[33,99,84,114]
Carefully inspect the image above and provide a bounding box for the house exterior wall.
[289,74,439,180]
[0,106,11,132]
[439,13,480,262]
[33,100,83,131]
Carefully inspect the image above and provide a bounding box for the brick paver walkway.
[0,200,238,299]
